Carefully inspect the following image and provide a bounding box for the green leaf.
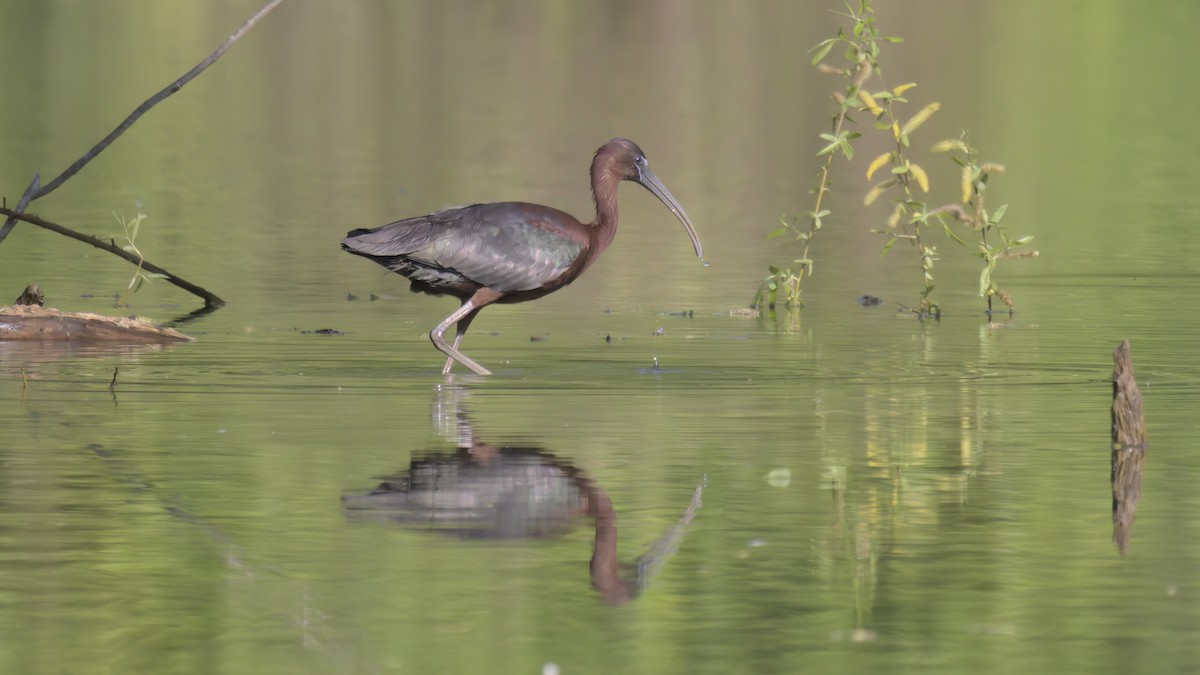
[883,36,905,43]
[143,272,169,280]
[810,40,836,66]
[768,265,780,275]
[881,236,897,255]
[122,244,138,253]
[942,220,966,245]
[1014,235,1034,245]
[979,266,990,296]
[811,209,831,218]
[768,226,789,239]
[991,203,1008,223]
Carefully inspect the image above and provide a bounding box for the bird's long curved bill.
[637,167,704,259]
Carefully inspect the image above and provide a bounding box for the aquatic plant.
[754,0,890,310]
[113,212,166,293]
[862,94,942,319]
[927,134,1037,317]
[757,0,1036,319]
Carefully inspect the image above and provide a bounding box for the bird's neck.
[590,172,620,254]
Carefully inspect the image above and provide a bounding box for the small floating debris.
[660,310,694,317]
[302,328,344,335]
[765,468,792,488]
[639,356,664,375]
[857,294,883,306]
[346,293,359,302]
[830,628,877,643]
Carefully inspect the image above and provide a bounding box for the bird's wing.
[346,203,587,293]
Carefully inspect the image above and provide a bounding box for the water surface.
[2,1,1199,673]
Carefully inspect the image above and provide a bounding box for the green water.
[2,1,1200,673]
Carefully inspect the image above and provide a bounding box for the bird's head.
[593,138,703,259]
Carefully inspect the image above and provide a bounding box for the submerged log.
[0,304,191,343]
[1111,339,1147,556]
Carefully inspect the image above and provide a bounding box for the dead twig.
[0,207,225,308]
[0,0,284,307]
[0,175,39,243]
[29,0,285,203]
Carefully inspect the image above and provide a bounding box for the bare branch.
[0,0,284,310]
[0,174,39,243]
[0,207,225,309]
[33,0,285,201]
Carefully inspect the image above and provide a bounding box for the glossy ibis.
[341,138,703,375]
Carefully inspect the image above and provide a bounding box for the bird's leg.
[430,290,500,376]
[441,305,480,375]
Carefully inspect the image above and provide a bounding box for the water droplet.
[701,258,710,267]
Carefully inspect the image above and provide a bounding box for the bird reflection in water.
[341,382,703,605]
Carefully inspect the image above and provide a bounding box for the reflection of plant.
[929,134,1037,317]
[114,212,165,292]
